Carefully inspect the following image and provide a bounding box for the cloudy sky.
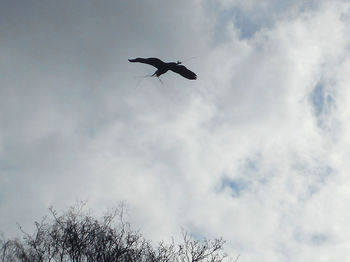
[2,0,350,261]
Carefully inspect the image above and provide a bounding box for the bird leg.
[151,71,164,85]
[135,73,163,86]
[135,74,153,87]
[157,77,164,85]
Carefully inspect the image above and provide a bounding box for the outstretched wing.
[168,64,197,80]
[128,57,165,69]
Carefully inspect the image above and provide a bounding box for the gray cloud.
[2,1,350,261]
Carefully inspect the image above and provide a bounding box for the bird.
[128,57,197,80]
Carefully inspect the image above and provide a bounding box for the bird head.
[176,60,182,65]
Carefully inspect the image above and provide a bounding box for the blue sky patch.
[311,82,325,116]
[218,176,248,197]
[310,81,336,129]
[310,233,329,245]
[214,7,271,41]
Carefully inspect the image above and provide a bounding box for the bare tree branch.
[1,204,235,262]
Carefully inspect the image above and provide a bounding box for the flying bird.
[129,57,197,80]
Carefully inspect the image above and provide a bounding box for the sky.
[1,0,350,261]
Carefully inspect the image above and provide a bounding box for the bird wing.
[168,64,197,80]
[128,57,164,69]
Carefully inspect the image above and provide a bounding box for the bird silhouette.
[129,57,197,80]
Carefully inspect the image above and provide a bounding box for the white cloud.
[1,0,350,261]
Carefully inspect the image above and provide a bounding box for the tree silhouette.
[1,203,236,262]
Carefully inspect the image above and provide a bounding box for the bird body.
[129,57,197,80]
